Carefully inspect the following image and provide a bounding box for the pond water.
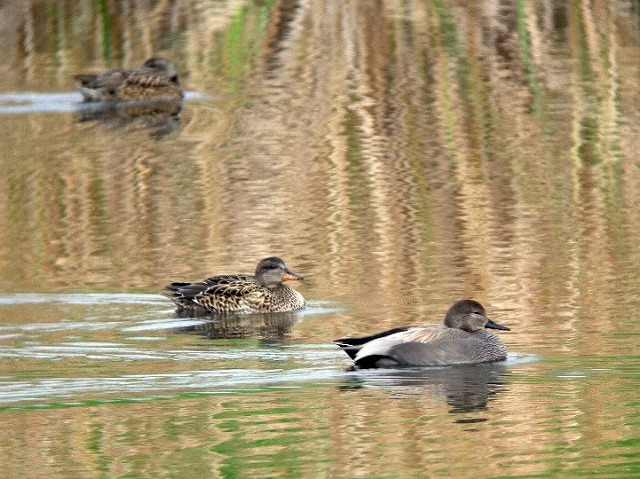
[1,0,640,477]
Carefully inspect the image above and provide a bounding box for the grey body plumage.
[335,299,510,368]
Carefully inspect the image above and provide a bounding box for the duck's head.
[444,299,510,332]
[255,257,304,288]
[143,57,180,84]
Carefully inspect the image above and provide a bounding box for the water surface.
[1,0,640,477]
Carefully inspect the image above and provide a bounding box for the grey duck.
[335,299,510,368]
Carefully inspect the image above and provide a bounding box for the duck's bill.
[485,318,510,331]
[282,271,304,281]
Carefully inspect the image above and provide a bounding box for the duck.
[164,257,305,314]
[74,57,183,102]
[334,299,510,368]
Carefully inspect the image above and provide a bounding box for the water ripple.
[0,366,345,404]
[0,91,206,114]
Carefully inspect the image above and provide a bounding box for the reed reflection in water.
[0,0,640,478]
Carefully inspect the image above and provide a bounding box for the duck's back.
[352,325,507,368]
[117,68,183,101]
[166,274,258,313]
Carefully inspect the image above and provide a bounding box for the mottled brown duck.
[164,257,305,314]
[75,57,183,102]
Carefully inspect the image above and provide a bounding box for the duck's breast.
[241,285,304,312]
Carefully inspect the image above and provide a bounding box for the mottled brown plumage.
[75,57,183,102]
[164,257,305,314]
[335,300,510,368]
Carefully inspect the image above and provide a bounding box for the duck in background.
[74,57,183,102]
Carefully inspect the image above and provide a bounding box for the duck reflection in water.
[340,363,509,414]
[76,100,183,138]
[74,57,184,138]
[177,312,301,342]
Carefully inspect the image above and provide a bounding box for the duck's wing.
[118,68,183,100]
[334,328,410,360]
[165,275,259,312]
[352,326,477,368]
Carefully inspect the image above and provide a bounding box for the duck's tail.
[334,327,408,360]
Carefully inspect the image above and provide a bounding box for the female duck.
[75,57,183,102]
[335,299,510,368]
[164,257,305,314]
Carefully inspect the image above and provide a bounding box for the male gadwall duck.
[75,57,183,102]
[335,299,510,368]
[164,257,305,314]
